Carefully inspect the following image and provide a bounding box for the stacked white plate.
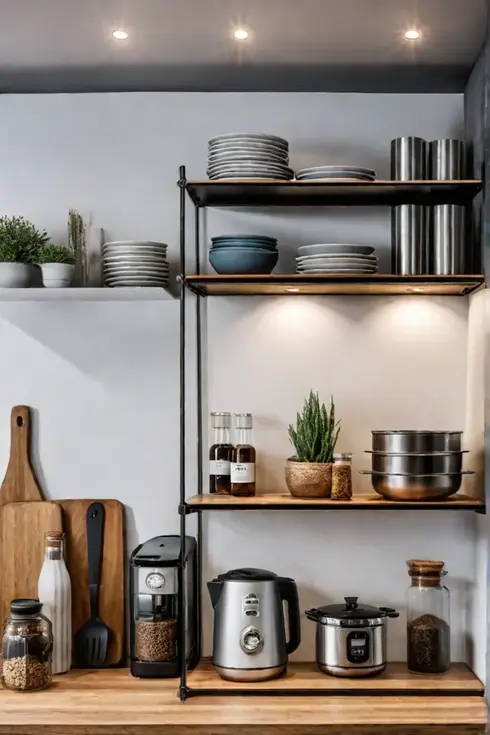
[295,165,376,182]
[207,133,293,180]
[102,241,169,287]
[296,244,378,273]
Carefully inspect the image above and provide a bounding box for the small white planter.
[0,262,31,287]
[41,263,75,289]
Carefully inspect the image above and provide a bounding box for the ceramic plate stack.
[207,133,293,180]
[295,165,376,182]
[296,244,378,274]
[102,241,169,287]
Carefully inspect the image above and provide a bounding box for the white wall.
[0,92,481,665]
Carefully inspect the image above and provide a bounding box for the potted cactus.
[286,391,341,498]
[37,244,75,288]
[0,215,49,287]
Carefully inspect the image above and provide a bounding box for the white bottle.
[38,532,72,674]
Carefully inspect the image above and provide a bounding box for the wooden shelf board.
[186,493,485,512]
[0,668,485,733]
[184,274,485,297]
[186,179,482,208]
[0,287,175,302]
[188,661,483,696]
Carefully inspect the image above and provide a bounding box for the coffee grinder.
[130,535,199,678]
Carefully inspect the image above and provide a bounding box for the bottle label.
[231,462,255,483]
[209,460,230,476]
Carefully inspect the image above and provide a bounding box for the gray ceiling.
[0,0,487,93]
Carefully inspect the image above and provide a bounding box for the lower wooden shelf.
[187,661,483,696]
[185,493,485,512]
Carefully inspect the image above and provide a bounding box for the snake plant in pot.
[286,391,341,498]
[0,215,49,287]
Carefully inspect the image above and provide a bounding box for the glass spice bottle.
[209,412,234,494]
[406,560,450,674]
[331,453,352,500]
[231,413,256,497]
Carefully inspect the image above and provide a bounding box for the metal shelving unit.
[176,165,485,701]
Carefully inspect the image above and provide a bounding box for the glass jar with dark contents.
[406,560,450,674]
[231,413,256,497]
[209,412,234,494]
[2,598,53,691]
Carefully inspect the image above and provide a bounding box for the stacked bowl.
[207,133,293,180]
[209,235,278,274]
[296,244,378,274]
[361,431,473,501]
[103,241,169,288]
[294,165,376,182]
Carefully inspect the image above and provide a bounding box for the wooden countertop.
[0,667,485,735]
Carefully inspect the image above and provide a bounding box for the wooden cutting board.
[0,406,44,506]
[0,501,63,624]
[59,500,125,666]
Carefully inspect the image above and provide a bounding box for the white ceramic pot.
[0,263,31,288]
[41,263,75,288]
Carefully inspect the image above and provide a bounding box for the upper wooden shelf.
[188,660,483,696]
[185,493,485,512]
[0,287,174,302]
[185,179,482,208]
[184,274,485,297]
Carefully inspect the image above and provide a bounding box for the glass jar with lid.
[406,560,450,674]
[2,598,53,691]
[331,453,352,500]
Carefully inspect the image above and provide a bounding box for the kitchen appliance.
[306,596,399,677]
[208,568,300,682]
[130,535,198,678]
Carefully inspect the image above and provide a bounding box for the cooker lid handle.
[304,608,322,623]
[379,606,399,618]
[344,596,359,610]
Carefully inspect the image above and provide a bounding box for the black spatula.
[75,502,109,667]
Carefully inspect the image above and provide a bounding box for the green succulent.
[288,391,340,463]
[38,244,74,264]
[0,215,49,263]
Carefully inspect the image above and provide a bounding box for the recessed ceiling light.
[112,29,129,40]
[285,288,300,293]
[234,28,249,40]
[406,287,424,293]
[404,29,420,40]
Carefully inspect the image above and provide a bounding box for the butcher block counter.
[0,666,485,735]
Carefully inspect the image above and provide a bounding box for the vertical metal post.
[194,202,203,668]
[178,166,188,701]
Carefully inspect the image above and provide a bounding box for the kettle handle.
[278,577,301,655]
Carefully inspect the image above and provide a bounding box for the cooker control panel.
[346,630,370,663]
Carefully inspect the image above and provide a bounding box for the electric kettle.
[207,568,301,682]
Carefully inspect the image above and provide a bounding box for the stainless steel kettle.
[207,568,301,682]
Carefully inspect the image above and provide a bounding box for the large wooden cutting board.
[59,500,125,666]
[0,406,44,505]
[0,501,63,624]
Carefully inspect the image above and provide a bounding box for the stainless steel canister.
[429,139,465,180]
[391,137,427,181]
[391,205,428,274]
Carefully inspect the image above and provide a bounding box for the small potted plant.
[286,391,340,498]
[37,244,75,288]
[0,215,49,287]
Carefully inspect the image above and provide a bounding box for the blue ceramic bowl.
[209,247,279,274]
[211,239,277,251]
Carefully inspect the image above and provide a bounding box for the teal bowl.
[209,247,278,274]
[211,239,277,250]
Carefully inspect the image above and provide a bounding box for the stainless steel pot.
[305,597,398,677]
[372,431,462,454]
[366,450,468,475]
[360,470,473,501]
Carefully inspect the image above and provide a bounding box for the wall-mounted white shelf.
[0,287,174,302]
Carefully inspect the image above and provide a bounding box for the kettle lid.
[214,568,277,582]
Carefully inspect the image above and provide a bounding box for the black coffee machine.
[130,535,199,678]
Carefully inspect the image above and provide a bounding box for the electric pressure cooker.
[305,596,399,677]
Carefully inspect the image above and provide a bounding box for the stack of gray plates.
[207,133,293,180]
[102,241,169,287]
[296,244,378,274]
[295,165,376,182]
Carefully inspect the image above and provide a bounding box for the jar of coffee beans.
[2,598,53,691]
[406,560,450,674]
[135,618,177,662]
[331,453,352,500]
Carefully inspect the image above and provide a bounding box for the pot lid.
[310,596,393,620]
[214,568,277,582]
